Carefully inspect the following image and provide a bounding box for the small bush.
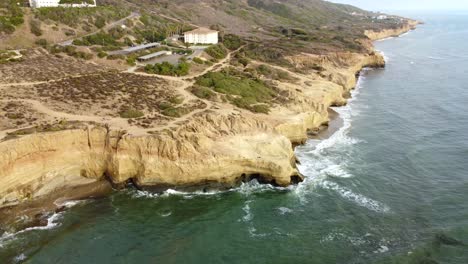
[144,61,191,76]
[251,104,270,114]
[119,109,144,118]
[169,96,184,105]
[97,51,107,58]
[192,57,204,64]
[35,39,48,47]
[162,107,188,118]
[30,20,43,36]
[223,34,243,50]
[205,44,227,60]
[191,86,215,99]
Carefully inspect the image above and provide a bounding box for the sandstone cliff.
[365,20,420,41]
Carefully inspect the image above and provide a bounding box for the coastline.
[0,21,418,234]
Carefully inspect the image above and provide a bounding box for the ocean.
[1,11,468,264]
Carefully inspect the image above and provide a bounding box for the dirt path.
[1,47,241,139]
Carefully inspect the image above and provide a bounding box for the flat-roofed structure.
[184,28,218,44]
[108,42,161,56]
[137,51,172,62]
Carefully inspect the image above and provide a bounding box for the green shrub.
[30,20,43,36]
[223,34,243,50]
[205,44,227,60]
[107,54,124,60]
[162,107,189,117]
[0,0,24,34]
[192,57,204,64]
[158,101,172,110]
[144,61,191,76]
[169,96,184,105]
[119,109,144,118]
[126,56,136,66]
[94,16,106,28]
[34,6,129,28]
[195,69,276,112]
[238,57,250,67]
[97,51,107,58]
[75,32,122,47]
[191,86,215,99]
[35,39,48,47]
[251,104,270,114]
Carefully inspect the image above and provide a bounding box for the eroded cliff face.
[0,114,303,207]
[365,20,420,41]
[0,23,413,210]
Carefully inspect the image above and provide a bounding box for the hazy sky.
[329,0,468,11]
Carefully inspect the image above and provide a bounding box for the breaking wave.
[0,200,87,249]
[294,70,390,213]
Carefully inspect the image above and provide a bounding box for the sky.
[328,0,468,11]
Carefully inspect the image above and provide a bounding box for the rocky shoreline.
[0,21,418,232]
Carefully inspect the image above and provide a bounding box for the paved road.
[58,12,140,46]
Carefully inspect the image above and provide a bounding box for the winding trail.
[0,47,242,139]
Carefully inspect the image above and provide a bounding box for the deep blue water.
[1,12,468,264]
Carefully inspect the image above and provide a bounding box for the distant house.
[184,28,218,45]
[29,0,96,8]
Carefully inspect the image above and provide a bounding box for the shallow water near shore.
[2,12,468,263]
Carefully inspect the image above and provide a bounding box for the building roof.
[184,27,218,35]
[124,42,160,53]
[138,51,171,61]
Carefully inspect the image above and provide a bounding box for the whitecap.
[247,226,268,238]
[240,200,253,222]
[277,207,293,215]
[0,212,63,248]
[319,181,390,213]
[374,245,389,253]
[14,253,27,263]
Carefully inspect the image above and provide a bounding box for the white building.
[29,0,96,8]
[184,28,218,45]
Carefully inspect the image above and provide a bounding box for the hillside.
[102,0,406,53]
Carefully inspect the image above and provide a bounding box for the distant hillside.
[1,0,411,68]
[101,0,406,53]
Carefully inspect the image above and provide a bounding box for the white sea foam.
[320,181,390,213]
[374,245,390,253]
[378,50,390,62]
[13,253,27,263]
[376,36,395,42]
[0,212,63,248]
[399,32,410,38]
[277,207,293,215]
[241,200,253,222]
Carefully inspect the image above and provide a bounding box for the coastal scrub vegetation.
[205,44,228,60]
[34,6,129,28]
[222,34,243,50]
[144,61,190,76]
[0,0,24,34]
[119,108,144,118]
[195,68,276,113]
[255,64,296,82]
